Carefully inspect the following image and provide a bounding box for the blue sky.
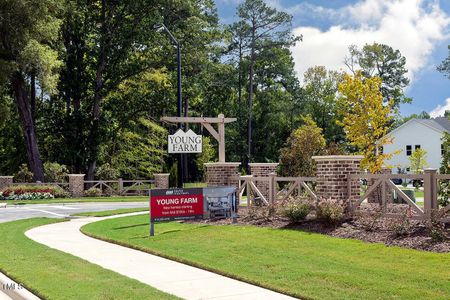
[215,0,450,117]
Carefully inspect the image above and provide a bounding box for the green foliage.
[280,117,326,176]
[346,43,410,108]
[438,45,450,79]
[439,132,450,206]
[102,118,167,179]
[280,197,312,222]
[302,66,345,143]
[44,162,69,182]
[195,137,216,179]
[95,163,119,180]
[14,164,34,183]
[84,187,102,197]
[316,199,344,225]
[409,148,428,174]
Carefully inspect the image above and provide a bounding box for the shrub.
[387,209,413,237]
[280,197,312,222]
[84,187,102,197]
[14,164,33,183]
[316,199,344,225]
[424,210,448,242]
[44,162,69,182]
[0,185,68,199]
[356,209,383,232]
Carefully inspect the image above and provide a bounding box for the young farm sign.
[168,129,202,153]
[150,188,204,222]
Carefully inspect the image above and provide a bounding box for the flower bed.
[0,185,68,200]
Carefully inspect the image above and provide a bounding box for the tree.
[233,0,301,164]
[280,117,326,176]
[337,72,396,173]
[409,148,428,174]
[345,43,410,108]
[302,66,345,143]
[438,45,450,79]
[0,0,64,181]
[439,132,450,206]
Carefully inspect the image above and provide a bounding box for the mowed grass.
[5,195,148,205]
[0,218,177,300]
[73,207,148,217]
[83,215,450,300]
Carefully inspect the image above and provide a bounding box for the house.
[383,117,450,172]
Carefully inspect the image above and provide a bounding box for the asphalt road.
[0,202,148,223]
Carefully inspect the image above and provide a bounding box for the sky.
[215,0,450,117]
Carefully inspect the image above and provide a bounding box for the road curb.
[0,272,40,300]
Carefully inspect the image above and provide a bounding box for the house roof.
[389,117,450,136]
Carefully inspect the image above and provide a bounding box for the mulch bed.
[188,206,450,253]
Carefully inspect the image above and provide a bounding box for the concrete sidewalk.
[25,213,295,300]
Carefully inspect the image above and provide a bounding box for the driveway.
[0,202,148,223]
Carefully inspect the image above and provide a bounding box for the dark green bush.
[281,197,312,222]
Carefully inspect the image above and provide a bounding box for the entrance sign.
[150,188,204,222]
[161,114,237,162]
[168,129,202,154]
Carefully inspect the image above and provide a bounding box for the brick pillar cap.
[312,155,364,161]
[68,174,85,177]
[154,173,170,176]
[248,163,279,167]
[0,176,14,178]
[424,168,438,173]
[204,162,241,167]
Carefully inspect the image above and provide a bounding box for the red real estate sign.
[150,188,204,222]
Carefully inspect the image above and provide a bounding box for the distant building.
[384,117,450,172]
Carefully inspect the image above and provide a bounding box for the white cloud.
[290,0,450,82]
[430,97,450,117]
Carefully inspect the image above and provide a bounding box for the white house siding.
[384,120,444,172]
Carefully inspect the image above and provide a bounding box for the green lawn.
[4,195,148,205]
[83,215,450,300]
[0,218,176,300]
[73,207,148,217]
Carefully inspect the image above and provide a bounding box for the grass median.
[0,218,177,299]
[5,195,148,205]
[82,214,450,300]
[73,207,148,217]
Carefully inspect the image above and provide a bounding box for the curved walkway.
[25,213,295,300]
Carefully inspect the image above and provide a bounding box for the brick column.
[0,176,13,190]
[249,163,279,201]
[204,162,241,189]
[68,174,85,197]
[312,155,363,208]
[368,167,392,203]
[154,173,170,189]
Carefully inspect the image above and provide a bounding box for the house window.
[379,146,384,154]
[406,167,410,172]
[442,144,446,156]
[406,145,412,156]
[415,145,421,150]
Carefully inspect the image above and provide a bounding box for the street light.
[155,23,184,188]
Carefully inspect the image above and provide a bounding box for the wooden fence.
[237,172,450,222]
[84,179,154,195]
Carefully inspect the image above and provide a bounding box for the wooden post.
[269,173,277,204]
[218,114,225,162]
[118,178,123,194]
[424,169,438,219]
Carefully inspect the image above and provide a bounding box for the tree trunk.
[12,72,45,182]
[30,72,36,126]
[86,0,107,181]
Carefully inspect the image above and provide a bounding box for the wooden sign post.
[161,114,236,162]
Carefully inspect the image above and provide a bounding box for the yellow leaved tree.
[337,72,396,173]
